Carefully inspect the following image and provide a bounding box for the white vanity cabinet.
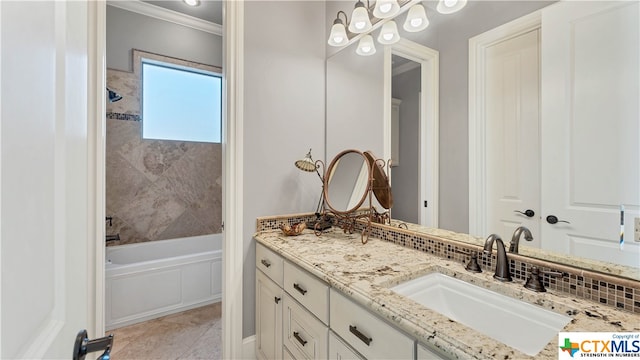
[256,241,429,360]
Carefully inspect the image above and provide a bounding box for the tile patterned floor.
[108,302,222,360]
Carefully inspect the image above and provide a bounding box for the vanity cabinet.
[256,241,433,360]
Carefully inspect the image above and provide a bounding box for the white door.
[540,1,640,266]
[485,28,541,247]
[1,1,100,358]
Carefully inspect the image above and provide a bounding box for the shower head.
[106,87,122,103]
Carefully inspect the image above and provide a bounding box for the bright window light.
[142,60,221,143]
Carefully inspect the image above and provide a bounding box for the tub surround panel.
[105,51,222,246]
[256,214,640,314]
[254,227,640,359]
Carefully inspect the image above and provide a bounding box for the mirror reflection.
[325,1,640,279]
[325,150,369,214]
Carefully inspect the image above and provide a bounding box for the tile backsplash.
[256,213,640,313]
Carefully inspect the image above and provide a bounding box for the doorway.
[103,0,226,355]
[384,39,439,227]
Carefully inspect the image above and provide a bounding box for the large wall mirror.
[325,0,640,280]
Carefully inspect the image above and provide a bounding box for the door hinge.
[221,222,225,232]
[424,201,428,208]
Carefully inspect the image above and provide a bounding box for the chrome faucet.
[483,234,512,282]
[509,226,533,253]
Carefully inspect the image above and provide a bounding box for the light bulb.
[356,35,377,56]
[348,1,372,33]
[377,20,400,45]
[328,20,348,46]
[437,0,467,14]
[183,0,200,6]
[373,0,400,19]
[444,0,457,7]
[403,4,429,32]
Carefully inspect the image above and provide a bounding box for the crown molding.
[107,0,222,36]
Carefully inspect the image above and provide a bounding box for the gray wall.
[391,66,421,223]
[325,1,553,233]
[106,5,223,71]
[243,1,326,337]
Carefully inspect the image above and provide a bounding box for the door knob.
[73,329,114,360]
[514,209,535,218]
[546,215,570,225]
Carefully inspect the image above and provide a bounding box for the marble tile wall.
[106,57,222,246]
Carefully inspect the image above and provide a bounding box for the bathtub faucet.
[106,234,120,242]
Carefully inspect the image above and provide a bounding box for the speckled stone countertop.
[254,228,640,360]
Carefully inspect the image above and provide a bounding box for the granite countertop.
[254,228,640,360]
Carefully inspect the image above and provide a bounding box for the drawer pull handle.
[293,283,307,295]
[293,332,307,346]
[261,259,271,268]
[349,325,372,346]
[274,296,281,304]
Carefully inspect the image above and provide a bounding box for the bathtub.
[105,234,222,330]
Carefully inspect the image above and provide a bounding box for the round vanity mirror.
[324,149,370,214]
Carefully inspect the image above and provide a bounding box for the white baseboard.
[242,335,256,359]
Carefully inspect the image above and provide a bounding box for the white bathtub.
[105,234,222,330]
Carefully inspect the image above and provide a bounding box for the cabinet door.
[540,1,640,265]
[256,270,283,360]
[329,331,364,360]
[283,294,329,360]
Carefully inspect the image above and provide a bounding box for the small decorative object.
[280,222,306,236]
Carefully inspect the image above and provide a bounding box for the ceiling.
[142,0,223,25]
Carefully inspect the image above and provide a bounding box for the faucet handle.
[524,266,564,292]
[465,252,482,273]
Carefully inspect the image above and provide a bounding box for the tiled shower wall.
[105,63,222,246]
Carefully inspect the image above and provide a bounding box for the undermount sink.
[391,273,571,356]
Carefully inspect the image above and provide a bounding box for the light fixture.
[328,11,349,47]
[348,0,372,34]
[403,4,429,32]
[295,149,317,172]
[328,0,463,56]
[183,0,200,7]
[295,149,332,231]
[373,0,400,19]
[436,0,467,14]
[377,20,400,45]
[356,35,377,56]
[106,87,122,103]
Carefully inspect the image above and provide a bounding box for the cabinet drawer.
[329,330,364,360]
[417,342,448,360]
[256,243,284,286]
[283,294,328,360]
[283,261,329,324]
[330,289,414,360]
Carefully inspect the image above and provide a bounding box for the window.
[142,59,221,143]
